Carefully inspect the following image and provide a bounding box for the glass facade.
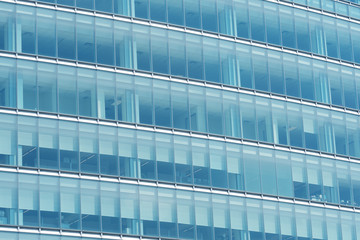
[1,0,360,239]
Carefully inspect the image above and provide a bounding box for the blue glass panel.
[19,174,39,227]
[223,91,241,138]
[78,69,97,118]
[209,141,227,188]
[323,17,338,58]
[243,146,260,193]
[0,172,17,225]
[40,176,60,228]
[284,55,300,97]
[18,116,38,168]
[352,24,360,64]
[114,0,131,16]
[154,81,171,128]
[120,185,140,235]
[118,128,138,178]
[342,67,357,109]
[187,34,203,79]
[57,0,75,6]
[185,0,200,28]
[97,71,116,120]
[169,31,186,77]
[95,0,113,12]
[303,107,318,150]
[171,83,189,130]
[328,64,343,106]
[291,154,308,199]
[253,49,269,91]
[295,11,311,52]
[156,134,174,182]
[201,0,218,32]
[99,126,118,176]
[237,45,253,88]
[140,186,158,236]
[280,7,296,49]
[37,9,56,57]
[133,25,151,71]
[276,152,293,197]
[60,178,81,229]
[268,51,284,94]
[37,63,57,112]
[264,3,281,45]
[218,0,234,35]
[58,65,77,115]
[227,144,244,191]
[39,119,59,170]
[167,0,183,25]
[57,12,76,59]
[338,21,353,62]
[240,95,256,140]
[272,100,288,146]
[249,1,265,42]
[96,18,114,65]
[189,86,207,133]
[81,180,100,231]
[135,0,149,19]
[287,104,304,148]
[101,182,120,233]
[151,28,169,74]
[135,77,153,125]
[204,38,220,83]
[299,58,315,101]
[16,6,35,54]
[79,124,99,174]
[0,3,15,52]
[234,0,249,38]
[137,132,156,180]
[192,139,210,186]
[150,0,166,22]
[76,15,95,62]
[77,0,94,9]
[114,22,133,69]
[174,136,192,184]
[116,75,135,122]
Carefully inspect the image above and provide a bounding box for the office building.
[0,0,360,239]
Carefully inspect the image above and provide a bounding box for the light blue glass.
[249,1,265,42]
[195,193,213,240]
[60,178,80,229]
[114,21,133,69]
[77,69,97,117]
[79,124,99,174]
[17,60,36,110]
[37,63,57,112]
[338,21,353,62]
[0,114,16,166]
[292,154,308,199]
[246,199,264,239]
[271,100,288,146]
[40,176,60,228]
[77,0,94,9]
[96,18,114,65]
[118,128,138,178]
[158,189,177,238]
[284,55,300,97]
[19,174,39,227]
[229,196,247,239]
[203,38,220,83]
[303,106,319,150]
[58,65,77,115]
[0,58,15,108]
[0,172,17,225]
[150,0,166,22]
[151,28,169,74]
[135,77,153,125]
[171,83,189,130]
[268,51,285,94]
[322,0,334,12]
[177,190,195,239]
[116,75,135,122]
[306,156,323,202]
[192,138,210,186]
[276,152,293,198]
[99,125,118,176]
[328,64,343,106]
[280,7,296,49]
[39,118,59,170]
[209,141,227,188]
[310,208,325,240]
[212,195,230,239]
[287,104,304,148]
[155,134,174,182]
[323,17,338,58]
[264,3,281,46]
[81,180,100,231]
[59,121,79,172]
[135,0,149,19]
[97,71,116,120]
[236,45,253,88]
[218,0,234,35]
[185,0,200,28]
[260,149,277,196]
[220,41,239,87]
[95,0,113,12]
[337,162,352,205]
[332,112,347,155]
[76,15,95,62]
[100,182,120,233]
[174,136,192,184]
[227,143,244,191]
[154,81,171,127]
[263,201,280,239]
[137,131,156,180]
[295,11,311,52]
[206,89,223,135]
[57,12,75,59]
[253,49,269,92]
[295,206,311,240]
[256,98,273,143]
[57,0,75,6]
[167,0,183,25]
[187,34,203,79]
[299,57,315,101]
[346,115,360,158]
[240,95,256,140]
[114,0,131,16]
[169,31,186,77]
[309,15,326,56]
[16,5,35,54]
[140,186,158,236]
[351,164,360,206]
[37,9,56,57]
[133,24,151,71]
[243,146,261,193]
[313,61,330,104]
[189,86,207,133]
[223,91,240,138]
[342,67,357,109]
[201,0,218,32]
[121,184,139,234]
[234,0,249,38]
[0,3,15,52]
[18,116,38,168]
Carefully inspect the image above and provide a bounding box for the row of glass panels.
[1,113,360,208]
[26,0,360,45]
[3,4,360,111]
[0,171,358,240]
[0,232,104,240]
[1,57,360,157]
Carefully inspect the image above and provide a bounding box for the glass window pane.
[151,28,169,74]
[81,180,100,231]
[150,0,166,22]
[79,124,99,174]
[59,121,79,172]
[99,125,118,176]
[37,9,56,57]
[19,174,39,227]
[167,0,183,25]
[38,63,57,112]
[97,71,116,120]
[185,0,200,28]
[57,12,75,59]
[201,0,218,32]
[76,15,95,62]
[133,25,151,71]
[58,65,77,115]
[40,176,59,228]
[0,58,15,108]
[78,69,97,117]
[16,5,35,54]
[96,18,114,65]
[135,77,153,125]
